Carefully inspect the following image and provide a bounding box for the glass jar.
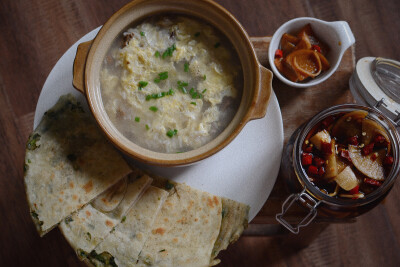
[277,104,400,234]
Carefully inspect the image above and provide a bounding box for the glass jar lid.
[349,57,400,127]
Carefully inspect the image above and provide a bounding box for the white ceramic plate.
[34,27,284,221]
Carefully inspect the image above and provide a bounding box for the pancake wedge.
[90,186,169,266]
[210,198,249,266]
[59,174,152,253]
[24,94,132,236]
[137,183,222,267]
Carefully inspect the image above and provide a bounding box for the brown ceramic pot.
[72,0,273,166]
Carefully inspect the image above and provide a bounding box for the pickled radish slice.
[331,110,368,139]
[317,52,330,71]
[336,155,347,174]
[334,166,359,191]
[309,129,331,150]
[361,118,391,153]
[288,49,322,78]
[324,139,338,179]
[295,31,312,50]
[348,145,385,181]
[281,33,299,55]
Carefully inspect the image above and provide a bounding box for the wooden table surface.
[1,0,400,266]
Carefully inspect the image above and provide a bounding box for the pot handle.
[72,40,93,94]
[249,65,273,120]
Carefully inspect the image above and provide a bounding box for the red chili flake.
[373,135,388,149]
[313,157,325,167]
[304,146,314,153]
[340,150,352,162]
[311,44,321,53]
[317,166,325,176]
[349,184,359,194]
[361,143,374,156]
[321,142,332,154]
[321,116,335,129]
[373,134,385,144]
[275,49,283,58]
[383,155,394,165]
[364,178,382,187]
[301,153,313,166]
[307,165,319,176]
[347,136,359,146]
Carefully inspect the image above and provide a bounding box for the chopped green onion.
[190,102,196,105]
[177,81,188,93]
[188,88,203,99]
[202,89,207,94]
[154,72,168,83]
[203,75,206,80]
[214,42,220,48]
[166,129,178,138]
[155,51,160,58]
[184,62,189,72]
[159,71,168,80]
[145,124,150,130]
[149,106,158,112]
[162,44,176,58]
[194,32,200,37]
[138,81,148,90]
[145,89,174,101]
[135,117,140,122]
[121,216,127,223]
[140,31,145,36]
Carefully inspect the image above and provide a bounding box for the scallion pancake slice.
[137,183,222,267]
[59,174,152,253]
[210,198,249,266]
[92,186,169,266]
[24,94,132,236]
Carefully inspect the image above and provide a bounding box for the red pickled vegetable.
[362,143,374,156]
[307,165,319,176]
[313,157,325,167]
[318,166,325,176]
[304,146,313,153]
[349,184,359,194]
[301,152,313,166]
[384,155,394,165]
[311,44,321,53]
[347,136,359,146]
[340,150,352,162]
[364,178,382,187]
[275,49,283,58]
[373,134,386,144]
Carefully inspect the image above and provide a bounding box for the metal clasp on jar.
[276,188,321,234]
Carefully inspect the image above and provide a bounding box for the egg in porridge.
[100,16,243,153]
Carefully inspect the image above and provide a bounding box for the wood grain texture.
[1,0,400,266]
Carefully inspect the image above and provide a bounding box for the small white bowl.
[268,17,355,88]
